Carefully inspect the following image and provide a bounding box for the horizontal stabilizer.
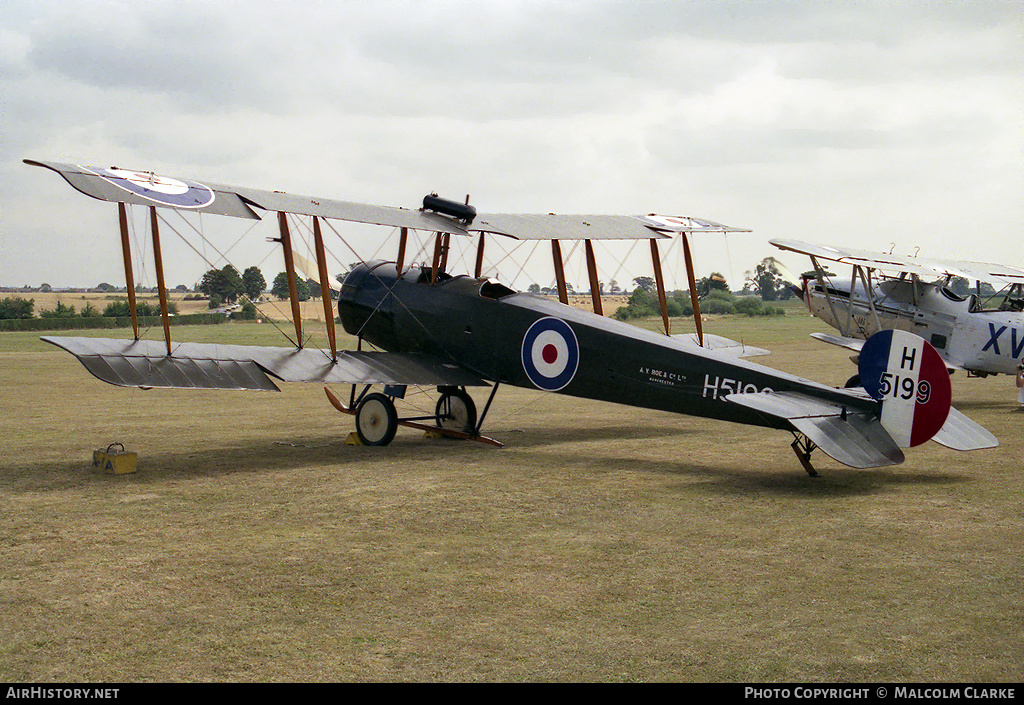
[810,331,865,352]
[726,391,904,468]
[42,337,488,390]
[931,406,999,451]
[671,333,770,358]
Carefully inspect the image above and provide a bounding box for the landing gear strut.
[791,434,819,477]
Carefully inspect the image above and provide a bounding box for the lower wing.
[42,336,488,391]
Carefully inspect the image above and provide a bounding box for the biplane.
[772,239,1024,380]
[24,160,998,475]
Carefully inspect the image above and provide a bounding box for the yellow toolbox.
[93,443,138,475]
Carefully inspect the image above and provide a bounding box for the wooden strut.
[396,227,408,276]
[117,203,139,340]
[430,232,443,284]
[439,232,451,273]
[650,238,671,336]
[277,212,304,348]
[681,232,703,347]
[551,240,568,305]
[312,217,337,361]
[475,232,486,278]
[584,239,603,315]
[149,207,173,357]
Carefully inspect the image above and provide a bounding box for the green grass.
[0,313,1021,681]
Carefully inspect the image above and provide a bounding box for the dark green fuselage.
[337,261,875,431]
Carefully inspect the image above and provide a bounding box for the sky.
[2,0,1021,293]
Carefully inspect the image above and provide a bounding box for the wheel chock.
[345,432,363,446]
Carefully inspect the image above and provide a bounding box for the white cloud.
[2,0,1021,288]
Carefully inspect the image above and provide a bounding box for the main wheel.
[844,374,861,388]
[435,389,477,435]
[355,392,398,446]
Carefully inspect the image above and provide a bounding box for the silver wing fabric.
[26,160,749,240]
[771,238,1024,286]
[43,337,488,391]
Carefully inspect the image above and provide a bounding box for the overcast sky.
[2,0,1021,292]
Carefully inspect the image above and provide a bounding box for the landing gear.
[791,434,819,477]
[355,392,398,446]
[844,374,861,388]
[435,387,477,435]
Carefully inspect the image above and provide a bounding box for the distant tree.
[633,276,655,292]
[40,283,52,292]
[527,283,541,294]
[271,272,311,301]
[95,282,116,292]
[271,272,290,300]
[751,258,782,301]
[102,299,177,317]
[40,301,76,318]
[199,265,244,303]
[0,297,35,319]
[696,272,729,297]
[242,266,266,300]
[306,277,322,299]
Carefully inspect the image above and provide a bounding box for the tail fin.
[857,330,952,447]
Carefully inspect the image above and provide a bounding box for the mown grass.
[0,315,1021,682]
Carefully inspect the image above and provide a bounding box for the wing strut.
[117,203,140,340]
[552,240,569,305]
[474,232,486,278]
[650,238,671,336]
[585,240,603,315]
[277,212,304,348]
[681,232,703,347]
[312,217,338,361]
[149,207,173,356]
[811,255,846,336]
[396,227,408,276]
[430,233,444,283]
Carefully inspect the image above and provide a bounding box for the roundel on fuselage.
[521,317,579,391]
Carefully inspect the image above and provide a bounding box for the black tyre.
[435,389,477,435]
[355,392,398,446]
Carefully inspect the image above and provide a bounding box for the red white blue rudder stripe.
[858,330,951,447]
[521,317,580,391]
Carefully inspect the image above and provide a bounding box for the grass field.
[1,312,1021,682]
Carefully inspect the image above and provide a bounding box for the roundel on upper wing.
[521,317,580,391]
[84,166,215,208]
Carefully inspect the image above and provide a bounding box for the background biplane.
[25,160,998,475]
[771,239,1024,381]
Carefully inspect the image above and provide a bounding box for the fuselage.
[801,277,1024,375]
[338,261,877,430]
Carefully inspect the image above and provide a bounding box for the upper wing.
[42,336,488,391]
[26,159,749,240]
[772,238,1024,286]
